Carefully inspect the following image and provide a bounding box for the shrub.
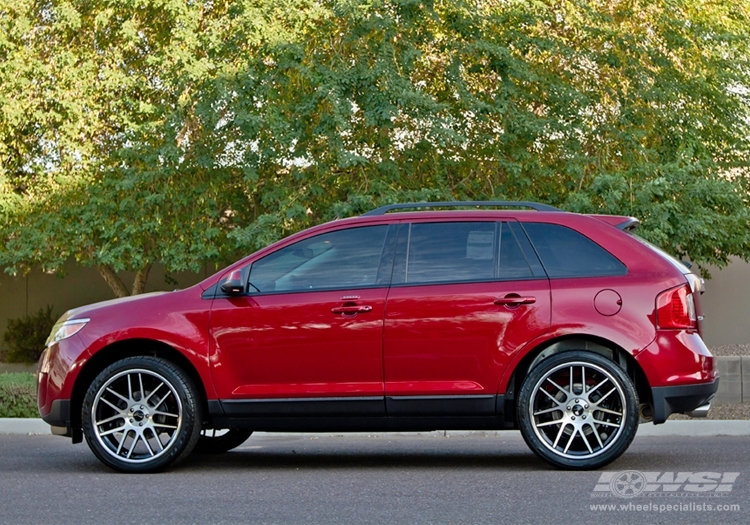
[1,306,56,364]
[0,372,38,418]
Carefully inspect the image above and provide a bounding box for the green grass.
[0,372,38,418]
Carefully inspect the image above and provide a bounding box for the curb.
[0,418,51,435]
[2,419,750,437]
[635,420,750,436]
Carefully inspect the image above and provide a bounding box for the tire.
[81,356,203,473]
[517,351,639,470]
[194,429,253,454]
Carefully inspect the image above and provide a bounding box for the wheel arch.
[502,335,652,426]
[70,339,210,442]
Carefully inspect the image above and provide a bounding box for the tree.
[1,0,749,297]
[219,0,750,268]
[0,0,265,296]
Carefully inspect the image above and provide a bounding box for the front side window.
[248,225,389,293]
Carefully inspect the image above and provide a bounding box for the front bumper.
[41,399,82,442]
[650,379,719,424]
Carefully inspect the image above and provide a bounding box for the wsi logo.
[593,471,740,498]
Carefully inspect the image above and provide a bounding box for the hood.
[62,291,171,321]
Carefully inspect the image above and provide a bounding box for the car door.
[383,220,551,416]
[209,224,397,417]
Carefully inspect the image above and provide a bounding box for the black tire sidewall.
[81,356,202,473]
[517,350,639,470]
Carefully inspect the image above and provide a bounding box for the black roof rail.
[361,201,561,216]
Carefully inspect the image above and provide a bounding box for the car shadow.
[183,449,545,472]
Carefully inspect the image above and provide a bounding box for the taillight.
[656,284,697,330]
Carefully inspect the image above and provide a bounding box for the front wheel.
[517,351,639,470]
[82,356,203,473]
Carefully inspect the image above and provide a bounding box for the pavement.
[2,418,750,437]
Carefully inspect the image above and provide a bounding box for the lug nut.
[139,422,143,426]
[571,416,576,420]
[566,406,571,410]
[582,415,587,419]
[129,419,134,423]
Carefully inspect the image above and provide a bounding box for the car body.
[37,201,718,472]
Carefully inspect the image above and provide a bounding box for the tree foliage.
[1,0,749,296]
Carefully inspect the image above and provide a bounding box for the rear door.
[383,220,551,415]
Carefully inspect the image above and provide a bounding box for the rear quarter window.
[522,223,627,278]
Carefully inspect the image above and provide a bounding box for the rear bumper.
[651,379,719,424]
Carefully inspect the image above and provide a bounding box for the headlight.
[46,318,90,347]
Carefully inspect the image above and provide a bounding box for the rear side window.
[405,222,497,284]
[522,223,627,278]
[391,221,543,285]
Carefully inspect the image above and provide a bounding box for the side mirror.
[220,270,245,295]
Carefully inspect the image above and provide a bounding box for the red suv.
[37,202,718,472]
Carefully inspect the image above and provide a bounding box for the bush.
[0,372,38,418]
[1,306,56,364]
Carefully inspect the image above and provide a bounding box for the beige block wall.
[0,261,211,354]
[699,257,750,347]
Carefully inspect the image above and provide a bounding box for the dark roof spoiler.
[617,218,640,231]
[588,214,640,231]
[362,201,560,216]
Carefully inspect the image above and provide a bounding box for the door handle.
[331,305,373,315]
[494,295,536,306]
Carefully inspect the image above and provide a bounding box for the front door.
[209,224,395,417]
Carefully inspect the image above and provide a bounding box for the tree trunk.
[95,264,130,298]
[131,263,152,296]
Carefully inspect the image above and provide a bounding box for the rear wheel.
[81,356,202,473]
[194,429,253,454]
[517,351,639,470]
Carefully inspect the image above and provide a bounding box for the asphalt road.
[1,432,748,525]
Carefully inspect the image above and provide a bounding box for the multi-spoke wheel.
[82,357,202,473]
[517,351,639,470]
[194,429,253,454]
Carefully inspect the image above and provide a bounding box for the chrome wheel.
[529,361,625,459]
[91,369,183,463]
[82,357,202,473]
[518,351,638,469]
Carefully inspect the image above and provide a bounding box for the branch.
[95,264,130,298]
[131,263,152,296]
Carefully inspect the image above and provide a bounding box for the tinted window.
[498,223,534,280]
[405,222,497,284]
[249,225,389,293]
[522,223,626,278]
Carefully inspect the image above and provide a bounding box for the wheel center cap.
[133,410,145,422]
[572,405,584,417]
